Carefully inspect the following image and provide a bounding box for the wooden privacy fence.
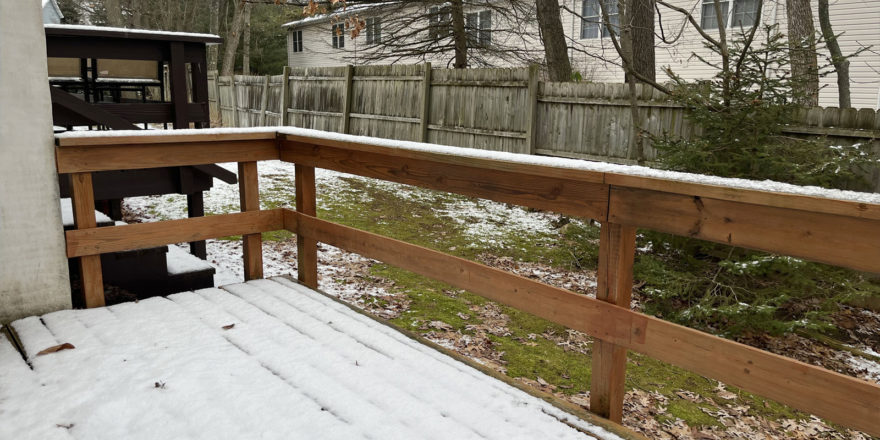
[56,129,880,436]
[207,65,880,165]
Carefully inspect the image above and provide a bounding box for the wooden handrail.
[65,210,283,258]
[54,130,880,436]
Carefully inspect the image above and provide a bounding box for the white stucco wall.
[0,0,71,323]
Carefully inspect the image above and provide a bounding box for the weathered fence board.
[208,65,880,169]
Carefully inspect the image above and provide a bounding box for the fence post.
[295,164,318,288]
[230,75,240,128]
[590,222,637,423]
[279,66,291,127]
[211,71,222,126]
[525,64,539,155]
[341,64,354,134]
[420,62,432,142]
[238,161,264,280]
[70,172,106,308]
[258,75,270,126]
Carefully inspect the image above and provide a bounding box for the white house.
[282,2,543,68]
[561,0,880,109]
[42,0,64,24]
[284,1,880,109]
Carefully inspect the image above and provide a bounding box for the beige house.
[285,0,879,109]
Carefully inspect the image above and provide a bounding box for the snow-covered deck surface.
[0,278,624,440]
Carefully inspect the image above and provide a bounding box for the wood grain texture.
[288,211,880,436]
[289,211,646,347]
[65,210,283,258]
[606,173,880,221]
[280,140,609,221]
[637,315,880,436]
[295,165,318,288]
[55,131,277,147]
[609,186,880,273]
[70,173,105,308]
[590,223,637,423]
[239,161,263,281]
[56,139,279,173]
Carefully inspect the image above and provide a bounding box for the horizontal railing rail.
[55,130,880,436]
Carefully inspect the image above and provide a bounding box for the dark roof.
[44,24,223,44]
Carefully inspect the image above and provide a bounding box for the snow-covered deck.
[0,278,629,440]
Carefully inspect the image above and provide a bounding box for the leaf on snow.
[222,323,236,330]
[36,343,75,356]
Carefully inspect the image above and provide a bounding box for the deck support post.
[590,222,637,422]
[295,164,318,288]
[239,161,263,280]
[70,172,106,308]
[186,193,207,259]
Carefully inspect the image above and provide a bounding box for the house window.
[580,0,618,39]
[730,0,760,28]
[366,17,382,45]
[332,23,345,49]
[701,0,759,30]
[429,6,452,39]
[291,30,303,53]
[466,10,492,47]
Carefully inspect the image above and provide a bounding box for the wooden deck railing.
[56,130,880,436]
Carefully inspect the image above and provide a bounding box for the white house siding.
[42,0,63,24]
[285,4,544,69]
[1,0,71,323]
[562,0,880,109]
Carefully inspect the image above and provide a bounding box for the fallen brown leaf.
[222,323,236,330]
[37,343,75,356]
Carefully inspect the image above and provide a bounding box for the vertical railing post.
[295,164,318,288]
[419,62,432,142]
[169,42,189,129]
[70,172,105,308]
[590,222,637,422]
[238,161,263,280]
[340,64,354,134]
[279,66,291,127]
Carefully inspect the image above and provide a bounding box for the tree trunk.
[628,0,655,82]
[786,0,819,106]
[450,0,468,68]
[536,0,572,82]
[242,3,252,75]
[221,1,246,77]
[105,0,123,26]
[818,0,850,108]
[618,0,645,163]
[208,0,221,72]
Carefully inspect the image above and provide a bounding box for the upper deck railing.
[55,128,880,436]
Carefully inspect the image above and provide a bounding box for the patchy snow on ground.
[437,198,556,246]
[2,278,624,440]
[124,160,564,296]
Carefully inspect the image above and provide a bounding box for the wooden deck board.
[0,279,640,440]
